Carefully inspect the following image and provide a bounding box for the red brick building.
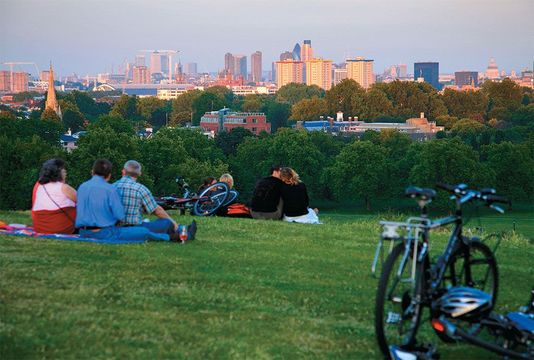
[200,109,270,135]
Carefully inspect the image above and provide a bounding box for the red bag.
[224,203,252,218]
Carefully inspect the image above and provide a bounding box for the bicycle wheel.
[435,240,499,342]
[375,243,428,357]
[192,182,229,216]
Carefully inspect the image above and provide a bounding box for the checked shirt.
[114,176,158,225]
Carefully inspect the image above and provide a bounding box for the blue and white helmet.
[436,287,493,321]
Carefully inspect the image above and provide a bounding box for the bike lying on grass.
[371,183,511,359]
[155,177,239,216]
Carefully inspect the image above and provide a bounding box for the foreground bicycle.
[371,183,510,358]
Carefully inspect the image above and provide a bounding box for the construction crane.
[138,50,179,82]
[2,62,40,92]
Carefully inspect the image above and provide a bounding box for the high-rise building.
[132,66,151,84]
[485,58,499,79]
[0,71,11,92]
[233,55,247,80]
[333,67,348,85]
[305,59,332,90]
[455,71,479,88]
[398,64,407,78]
[160,54,169,75]
[414,62,440,89]
[12,72,29,93]
[346,57,374,89]
[292,43,301,61]
[184,62,198,75]
[224,53,234,75]
[275,60,304,88]
[251,51,262,83]
[40,70,50,82]
[45,64,61,117]
[301,40,313,62]
[135,55,146,67]
[150,51,162,74]
[280,51,293,61]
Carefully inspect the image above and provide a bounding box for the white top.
[32,182,76,211]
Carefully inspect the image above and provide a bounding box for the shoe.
[188,220,197,241]
[169,232,181,243]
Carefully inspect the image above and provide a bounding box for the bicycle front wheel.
[375,243,427,357]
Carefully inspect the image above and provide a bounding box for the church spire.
[45,62,62,119]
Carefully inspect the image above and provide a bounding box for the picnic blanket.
[0,224,146,245]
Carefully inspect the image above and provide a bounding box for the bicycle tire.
[434,240,499,342]
[375,243,428,357]
[192,182,229,216]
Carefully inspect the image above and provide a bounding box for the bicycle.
[371,183,510,358]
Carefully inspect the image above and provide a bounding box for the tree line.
[1,79,532,210]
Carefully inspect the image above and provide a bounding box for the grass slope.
[1,210,533,359]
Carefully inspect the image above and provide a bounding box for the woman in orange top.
[32,158,77,234]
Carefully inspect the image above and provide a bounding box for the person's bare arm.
[62,184,77,202]
[153,205,178,230]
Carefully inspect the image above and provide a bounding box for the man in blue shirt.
[76,159,176,243]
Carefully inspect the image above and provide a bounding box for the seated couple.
[250,166,320,224]
[32,158,196,243]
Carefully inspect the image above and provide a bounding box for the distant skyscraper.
[414,62,440,89]
[280,51,293,61]
[346,57,374,89]
[398,64,407,78]
[276,60,304,88]
[333,67,347,85]
[0,71,10,91]
[485,58,500,79]
[224,53,234,75]
[292,43,301,61]
[40,70,50,82]
[133,66,151,84]
[161,54,169,75]
[45,64,61,117]
[301,40,313,62]
[135,55,146,67]
[305,59,332,90]
[13,72,29,93]
[455,71,479,88]
[233,55,247,80]
[150,51,162,74]
[184,62,198,75]
[251,51,262,83]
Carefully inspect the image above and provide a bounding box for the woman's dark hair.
[38,158,66,184]
[202,176,216,187]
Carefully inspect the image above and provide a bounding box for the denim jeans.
[140,219,175,235]
[79,226,170,242]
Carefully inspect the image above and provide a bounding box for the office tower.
[45,64,61,117]
[233,55,247,79]
[135,55,146,67]
[150,51,162,74]
[184,63,198,75]
[485,58,499,79]
[224,53,234,75]
[280,51,293,61]
[292,43,301,61]
[133,66,151,84]
[414,62,440,89]
[455,71,479,88]
[398,64,407,78]
[301,40,313,62]
[0,71,10,91]
[305,59,332,90]
[161,54,169,75]
[346,57,374,89]
[40,70,50,82]
[275,60,304,88]
[333,67,347,85]
[251,51,262,83]
[12,72,29,93]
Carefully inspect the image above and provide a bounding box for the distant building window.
[252,127,257,133]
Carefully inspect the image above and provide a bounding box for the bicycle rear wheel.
[436,240,499,342]
[375,243,428,357]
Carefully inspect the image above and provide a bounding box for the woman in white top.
[32,158,77,233]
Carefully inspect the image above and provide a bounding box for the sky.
[0,0,533,78]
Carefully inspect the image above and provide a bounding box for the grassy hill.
[1,209,533,359]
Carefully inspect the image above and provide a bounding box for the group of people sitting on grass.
[30,159,320,240]
[32,158,196,243]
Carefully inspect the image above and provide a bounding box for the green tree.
[263,99,291,132]
[481,78,523,115]
[137,96,170,128]
[110,95,141,123]
[41,107,61,122]
[215,127,254,156]
[170,90,202,126]
[276,83,324,105]
[441,88,487,121]
[192,92,225,125]
[89,115,135,135]
[241,94,263,112]
[290,97,328,121]
[360,88,393,121]
[508,104,534,126]
[325,79,365,117]
[329,140,388,210]
[62,108,86,133]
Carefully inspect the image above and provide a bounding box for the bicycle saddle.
[405,186,436,200]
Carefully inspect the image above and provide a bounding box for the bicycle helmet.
[435,287,493,321]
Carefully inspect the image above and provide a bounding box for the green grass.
[1,209,533,359]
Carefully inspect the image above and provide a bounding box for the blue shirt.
[114,176,158,225]
[75,175,125,228]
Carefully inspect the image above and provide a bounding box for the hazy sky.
[1,0,533,77]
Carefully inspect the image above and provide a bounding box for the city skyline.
[1,0,532,77]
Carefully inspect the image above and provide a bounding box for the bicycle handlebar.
[435,183,510,210]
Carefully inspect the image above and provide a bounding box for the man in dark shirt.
[250,166,284,220]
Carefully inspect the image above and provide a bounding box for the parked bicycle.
[371,183,511,358]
